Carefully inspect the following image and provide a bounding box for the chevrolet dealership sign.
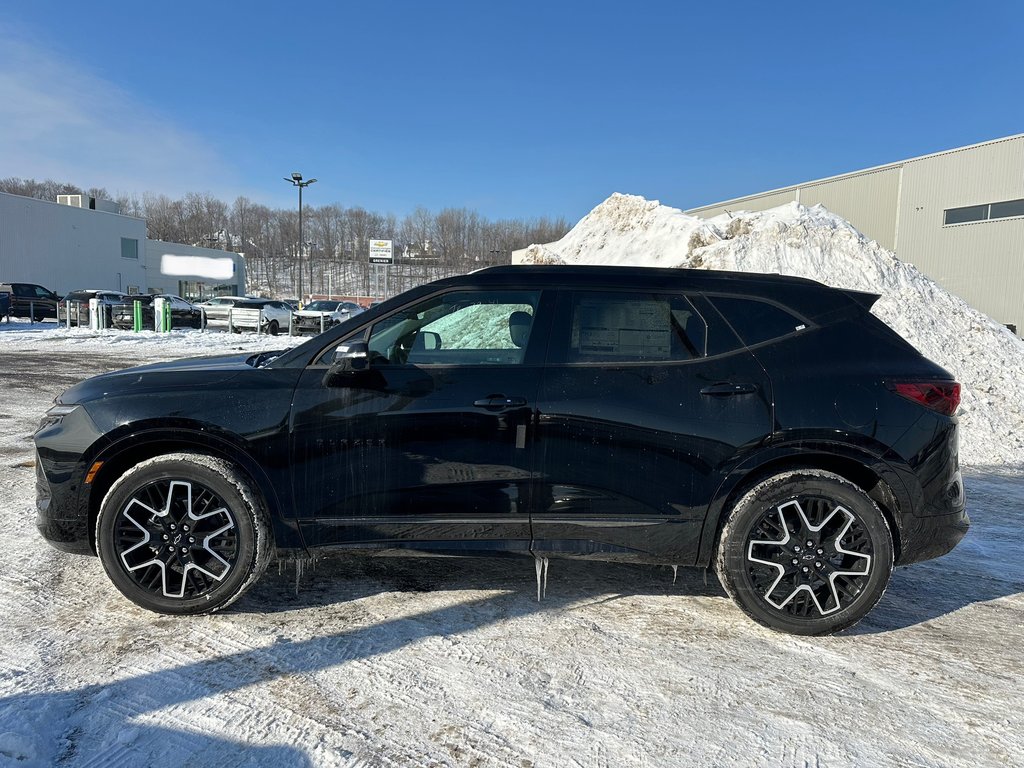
[369,239,394,264]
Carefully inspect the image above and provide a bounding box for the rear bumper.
[895,507,970,565]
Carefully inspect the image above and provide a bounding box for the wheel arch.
[85,427,298,555]
[696,444,909,567]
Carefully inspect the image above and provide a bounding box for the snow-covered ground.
[0,327,1022,766]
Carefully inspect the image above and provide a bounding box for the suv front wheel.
[716,470,894,635]
[96,453,274,614]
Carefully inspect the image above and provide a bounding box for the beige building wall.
[687,135,1024,332]
[799,167,901,251]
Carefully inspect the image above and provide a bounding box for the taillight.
[887,381,961,416]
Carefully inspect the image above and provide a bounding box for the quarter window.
[708,296,803,347]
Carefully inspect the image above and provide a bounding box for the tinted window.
[567,292,707,363]
[944,205,988,225]
[368,290,540,366]
[709,296,803,347]
[990,198,1024,220]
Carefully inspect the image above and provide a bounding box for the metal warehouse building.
[687,134,1024,334]
[0,192,246,299]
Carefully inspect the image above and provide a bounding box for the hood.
[58,352,256,404]
[294,309,338,318]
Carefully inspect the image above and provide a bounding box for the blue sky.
[1,1,1021,222]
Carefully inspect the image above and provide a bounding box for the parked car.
[0,282,60,320]
[293,300,364,334]
[34,265,968,634]
[227,299,293,335]
[110,294,203,330]
[58,289,130,326]
[195,296,248,324]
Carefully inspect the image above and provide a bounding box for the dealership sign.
[369,239,394,264]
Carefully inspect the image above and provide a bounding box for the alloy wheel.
[745,496,873,617]
[113,478,238,599]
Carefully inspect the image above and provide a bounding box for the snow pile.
[523,194,1024,467]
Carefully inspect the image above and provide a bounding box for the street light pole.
[284,172,317,302]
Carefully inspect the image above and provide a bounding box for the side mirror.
[413,331,442,352]
[323,341,371,387]
[331,341,370,370]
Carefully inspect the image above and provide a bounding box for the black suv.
[34,266,968,634]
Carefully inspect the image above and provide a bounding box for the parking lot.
[0,334,1021,767]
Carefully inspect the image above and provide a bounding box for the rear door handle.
[700,382,758,396]
[473,395,528,409]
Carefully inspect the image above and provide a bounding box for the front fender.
[85,421,307,554]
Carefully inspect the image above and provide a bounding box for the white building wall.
[143,241,246,297]
[0,191,147,293]
[0,192,247,297]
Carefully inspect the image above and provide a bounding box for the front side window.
[566,292,707,363]
[368,290,540,366]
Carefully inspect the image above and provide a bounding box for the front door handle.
[700,382,758,396]
[473,395,528,409]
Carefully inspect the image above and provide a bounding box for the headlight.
[39,403,79,429]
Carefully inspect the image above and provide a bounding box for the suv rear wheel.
[716,470,894,635]
[96,453,273,614]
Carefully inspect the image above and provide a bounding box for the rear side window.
[708,295,804,347]
[566,292,707,363]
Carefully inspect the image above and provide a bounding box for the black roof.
[436,264,819,290]
[432,265,868,320]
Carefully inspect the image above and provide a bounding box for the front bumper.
[35,453,94,555]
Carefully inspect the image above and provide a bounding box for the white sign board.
[369,239,394,264]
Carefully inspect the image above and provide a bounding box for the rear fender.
[695,435,914,567]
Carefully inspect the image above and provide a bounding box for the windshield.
[304,301,340,311]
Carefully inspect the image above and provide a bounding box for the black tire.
[267,320,279,336]
[96,453,274,614]
[716,470,893,635]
